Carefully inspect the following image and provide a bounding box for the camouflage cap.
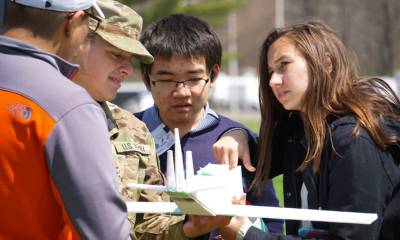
[92,0,154,64]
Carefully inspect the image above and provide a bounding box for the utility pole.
[275,0,284,28]
[227,11,238,76]
[227,11,240,112]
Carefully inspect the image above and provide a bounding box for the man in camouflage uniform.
[105,101,186,239]
[70,0,232,239]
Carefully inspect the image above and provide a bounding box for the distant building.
[209,72,259,111]
[111,82,153,113]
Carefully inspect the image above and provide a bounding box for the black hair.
[3,1,88,40]
[139,14,222,85]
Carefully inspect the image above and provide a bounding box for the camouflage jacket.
[102,102,209,240]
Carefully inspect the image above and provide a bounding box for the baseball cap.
[92,0,154,64]
[10,0,105,18]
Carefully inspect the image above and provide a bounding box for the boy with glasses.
[135,14,284,239]
[70,0,233,239]
[0,0,132,239]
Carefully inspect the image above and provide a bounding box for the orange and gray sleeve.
[0,91,131,239]
[44,103,131,239]
[0,37,131,239]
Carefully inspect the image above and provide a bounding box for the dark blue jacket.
[244,113,400,239]
[135,107,284,238]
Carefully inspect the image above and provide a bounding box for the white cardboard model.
[126,128,377,225]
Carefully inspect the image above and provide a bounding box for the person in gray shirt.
[0,1,131,239]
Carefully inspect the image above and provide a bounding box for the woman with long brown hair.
[215,20,400,239]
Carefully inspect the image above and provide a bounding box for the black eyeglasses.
[66,11,102,35]
[148,70,213,92]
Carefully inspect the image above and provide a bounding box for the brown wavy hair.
[251,20,400,194]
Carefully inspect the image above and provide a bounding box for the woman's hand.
[213,130,255,172]
[218,193,251,240]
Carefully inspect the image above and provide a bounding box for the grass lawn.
[234,118,286,233]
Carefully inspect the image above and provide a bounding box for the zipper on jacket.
[299,126,317,195]
[307,165,317,193]
[291,125,299,207]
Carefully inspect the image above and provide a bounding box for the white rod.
[127,202,377,225]
[185,151,194,192]
[127,183,167,192]
[228,205,377,225]
[174,128,184,191]
[127,202,181,214]
[166,150,176,190]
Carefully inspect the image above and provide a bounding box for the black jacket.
[244,114,400,239]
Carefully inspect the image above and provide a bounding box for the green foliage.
[120,0,245,77]
[119,0,245,29]
[272,174,284,208]
[272,174,285,234]
[233,119,259,134]
[140,0,181,28]
[119,0,144,5]
[174,0,245,27]
[221,52,240,66]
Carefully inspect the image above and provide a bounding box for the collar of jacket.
[99,101,119,138]
[142,101,220,133]
[301,114,400,169]
[300,115,358,150]
[0,35,80,79]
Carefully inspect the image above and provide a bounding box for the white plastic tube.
[185,151,194,192]
[166,150,176,190]
[174,128,184,191]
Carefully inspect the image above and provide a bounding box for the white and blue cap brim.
[11,0,105,18]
